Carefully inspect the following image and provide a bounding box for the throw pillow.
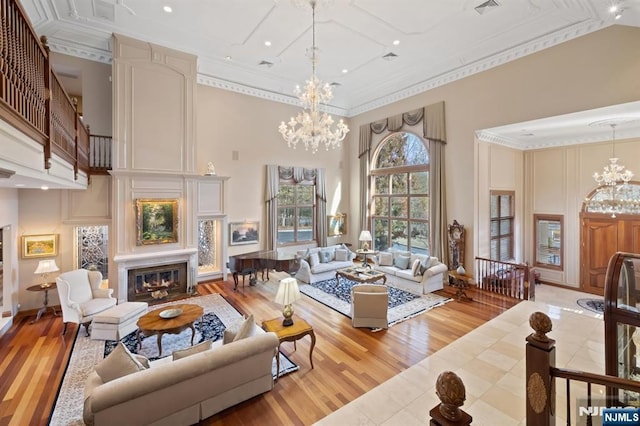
[411,259,422,276]
[134,354,150,369]
[319,250,332,263]
[95,342,146,383]
[378,252,393,266]
[172,340,213,361]
[426,257,440,268]
[223,314,255,344]
[335,248,348,261]
[394,254,411,270]
[309,252,320,267]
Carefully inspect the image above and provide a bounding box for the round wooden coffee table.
[136,303,204,357]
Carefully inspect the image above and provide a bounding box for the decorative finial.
[435,371,466,421]
[529,311,552,342]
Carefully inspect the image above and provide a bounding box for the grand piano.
[227,250,300,290]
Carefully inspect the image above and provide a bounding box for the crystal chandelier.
[278,0,349,153]
[589,122,638,218]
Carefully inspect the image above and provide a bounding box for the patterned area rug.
[577,298,605,313]
[49,293,298,426]
[300,277,451,328]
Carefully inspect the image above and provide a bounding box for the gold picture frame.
[136,199,179,245]
[229,221,259,246]
[22,234,58,258]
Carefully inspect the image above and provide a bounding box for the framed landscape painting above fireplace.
[136,199,179,245]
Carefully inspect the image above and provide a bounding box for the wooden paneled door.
[581,214,640,295]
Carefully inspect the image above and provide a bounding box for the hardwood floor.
[0,278,519,426]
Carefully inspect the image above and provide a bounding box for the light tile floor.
[316,284,606,426]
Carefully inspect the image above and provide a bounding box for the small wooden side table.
[355,249,377,269]
[27,282,58,324]
[262,316,315,381]
[448,271,475,302]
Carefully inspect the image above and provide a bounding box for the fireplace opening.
[127,262,188,304]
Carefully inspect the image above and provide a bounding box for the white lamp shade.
[274,277,301,306]
[359,230,372,242]
[34,259,59,274]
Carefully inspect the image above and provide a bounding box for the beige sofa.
[295,244,356,283]
[372,250,447,294]
[83,326,279,426]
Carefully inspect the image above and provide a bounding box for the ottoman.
[91,302,148,340]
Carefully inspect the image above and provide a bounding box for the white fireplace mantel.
[114,248,198,303]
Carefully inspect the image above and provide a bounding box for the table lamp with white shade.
[274,277,301,327]
[34,259,59,288]
[359,230,372,251]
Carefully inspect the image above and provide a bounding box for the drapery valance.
[265,165,327,249]
[358,100,448,261]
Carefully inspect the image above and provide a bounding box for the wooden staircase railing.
[0,0,90,178]
[527,311,640,425]
[475,256,534,300]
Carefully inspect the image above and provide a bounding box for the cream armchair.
[56,269,116,335]
[350,284,389,329]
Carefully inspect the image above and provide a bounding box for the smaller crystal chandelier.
[278,0,349,153]
[589,122,638,217]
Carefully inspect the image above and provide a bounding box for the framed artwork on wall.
[328,213,347,237]
[135,199,179,245]
[22,234,58,258]
[230,221,259,246]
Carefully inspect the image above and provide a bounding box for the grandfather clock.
[448,220,465,270]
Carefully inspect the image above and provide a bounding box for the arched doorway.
[580,182,640,295]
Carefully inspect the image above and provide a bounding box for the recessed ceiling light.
[264,41,272,47]
[41,186,49,190]
[393,40,400,46]
[615,10,623,19]
[609,4,618,13]
[225,55,232,61]
[342,69,348,74]
[163,5,172,13]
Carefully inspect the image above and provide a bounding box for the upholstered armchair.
[56,269,116,335]
[350,284,389,329]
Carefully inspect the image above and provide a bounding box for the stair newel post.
[429,371,472,425]
[526,311,556,425]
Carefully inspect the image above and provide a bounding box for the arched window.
[370,132,429,254]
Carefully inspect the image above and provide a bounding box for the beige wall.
[0,189,19,314]
[50,53,112,136]
[195,85,353,257]
[347,25,640,282]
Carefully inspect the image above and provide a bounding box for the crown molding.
[476,129,640,151]
[196,75,349,117]
[46,38,112,64]
[346,19,610,117]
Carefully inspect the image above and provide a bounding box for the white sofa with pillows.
[295,244,357,283]
[83,316,278,426]
[372,249,447,294]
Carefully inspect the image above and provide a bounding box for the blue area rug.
[300,277,451,328]
[577,298,605,314]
